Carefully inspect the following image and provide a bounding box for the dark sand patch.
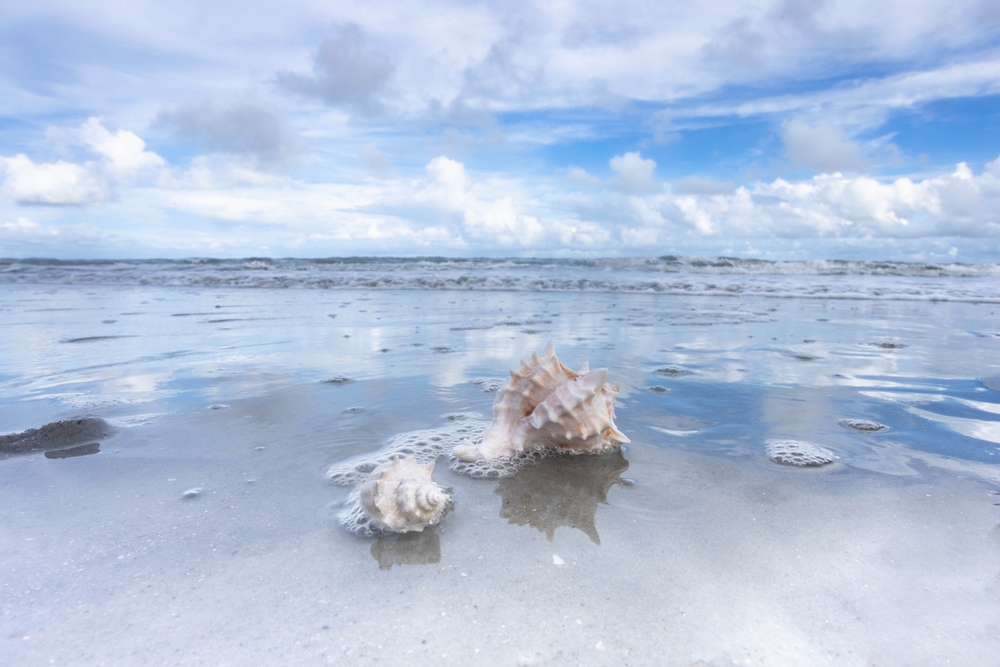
[62,335,137,343]
[0,417,109,454]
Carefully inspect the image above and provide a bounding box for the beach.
[1,261,999,665]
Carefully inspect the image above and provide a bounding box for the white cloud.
[420,156,545,246]
[783,119,869,173]
[0,154,111,205]
[0,119,165,206]
[81,118,165,177]
[657,159,1000,240]
[677,57,1000,132]
[563,153,660,195]
[0,216,59,238]
[610,152,659,194]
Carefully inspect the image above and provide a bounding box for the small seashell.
[355,457,453,533]
[452,342,630,462]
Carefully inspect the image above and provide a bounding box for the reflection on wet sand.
[496,449,629,544]
[370,529,441,570]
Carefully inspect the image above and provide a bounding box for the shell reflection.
[370,530,441,570]
[495,449,630,544]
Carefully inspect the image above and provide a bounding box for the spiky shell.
[358,457,453,533]
[453,342,630,461]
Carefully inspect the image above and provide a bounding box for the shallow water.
[1,284,999,665]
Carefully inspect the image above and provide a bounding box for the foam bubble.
[339,489,387,536]
[765,439,836,467]
[469,377,503,392]
[326,413,488,486]
[840,418,888,432]
[449,444,622,479]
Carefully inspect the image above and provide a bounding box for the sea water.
[0,258,999,666]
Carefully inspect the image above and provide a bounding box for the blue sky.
[1,0,1000,261]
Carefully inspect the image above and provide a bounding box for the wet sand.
[1,285,999,665]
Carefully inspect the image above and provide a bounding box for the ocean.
[1,257,998,665]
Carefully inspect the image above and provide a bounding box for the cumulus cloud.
[565,152,660,194]
[610,152,658,193]
[0,118,164,206]
[783,119,870,173]
[420,156,545,246]
[653,159,1000,241]
[0,154,111,205]
[276,23,395,115]
[157,98,300,171]
[81,118,164,176]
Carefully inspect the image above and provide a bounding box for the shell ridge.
[452,344,629,464]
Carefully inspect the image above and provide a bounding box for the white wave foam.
[3,257,999,303]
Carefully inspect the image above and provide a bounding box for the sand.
[1,285,999,665]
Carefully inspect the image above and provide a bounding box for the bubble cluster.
[840,418,888,432]
[449,443,622,479]
[765,439,836,467]
[469,377,503,393]
[326,413,488,486]
[339,489,381,535]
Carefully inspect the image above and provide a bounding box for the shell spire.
[452,343,630,462]
[358,457,453,533]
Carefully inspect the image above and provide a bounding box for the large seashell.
[453,342,630,462]
[358,457,453,533]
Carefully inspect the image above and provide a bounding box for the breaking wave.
[1,256,998,302]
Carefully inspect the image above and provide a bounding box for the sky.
[1,0,1000,261]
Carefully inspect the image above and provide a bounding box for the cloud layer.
[1,1,999,260]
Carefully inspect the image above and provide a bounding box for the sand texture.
[1,285,999,666]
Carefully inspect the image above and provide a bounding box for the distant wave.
[1,256,998,302]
